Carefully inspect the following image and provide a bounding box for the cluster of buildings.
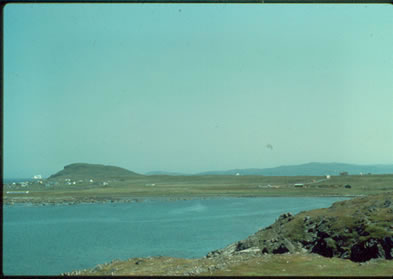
[60,178,111,187]
[4,175,111,190]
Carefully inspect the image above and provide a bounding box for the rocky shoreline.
[3,194,362,207]
[2,195,220,207]
[3,197,143,206]
[208,192,393,262]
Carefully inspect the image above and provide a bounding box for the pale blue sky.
[3,4,393,178]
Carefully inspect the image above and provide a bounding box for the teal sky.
[3,3,393,178]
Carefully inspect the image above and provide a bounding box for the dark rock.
[349,238,392,262]
[278,212,294,222]
[235,241,249,251]
[311,237,336,258]
[381,236,393,260]
[317,231,330,239]
[272,244,289,254]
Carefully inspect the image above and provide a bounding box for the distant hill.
[47,162,393,180]
[48,163,141,180]
[196,162,393,176]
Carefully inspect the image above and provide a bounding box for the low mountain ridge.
[48,163,141,180]
[197,162,393,176]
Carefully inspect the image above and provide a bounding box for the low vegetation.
[63,253,393,276]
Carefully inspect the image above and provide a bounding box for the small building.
[326,175,331,179]
[294,183,304,188]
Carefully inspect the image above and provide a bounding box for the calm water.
[3,197,347,275]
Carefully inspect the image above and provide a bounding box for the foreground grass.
[66,253,393,276]
[204,254,393,276]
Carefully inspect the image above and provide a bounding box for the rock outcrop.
[207,192,393,262]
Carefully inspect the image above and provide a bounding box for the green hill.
[48,163,141,181]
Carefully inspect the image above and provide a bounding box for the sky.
[3,3,393,178]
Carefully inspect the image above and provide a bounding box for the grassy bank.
[3,174,393,204]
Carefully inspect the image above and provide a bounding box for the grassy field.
[3,174,393,204]
[66,252,393,276]
[202,253,393,276]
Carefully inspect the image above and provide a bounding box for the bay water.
[3,197,348,275]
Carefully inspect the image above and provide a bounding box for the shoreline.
[2,194,360,207]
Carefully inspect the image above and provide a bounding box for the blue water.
[3,197,348,275]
